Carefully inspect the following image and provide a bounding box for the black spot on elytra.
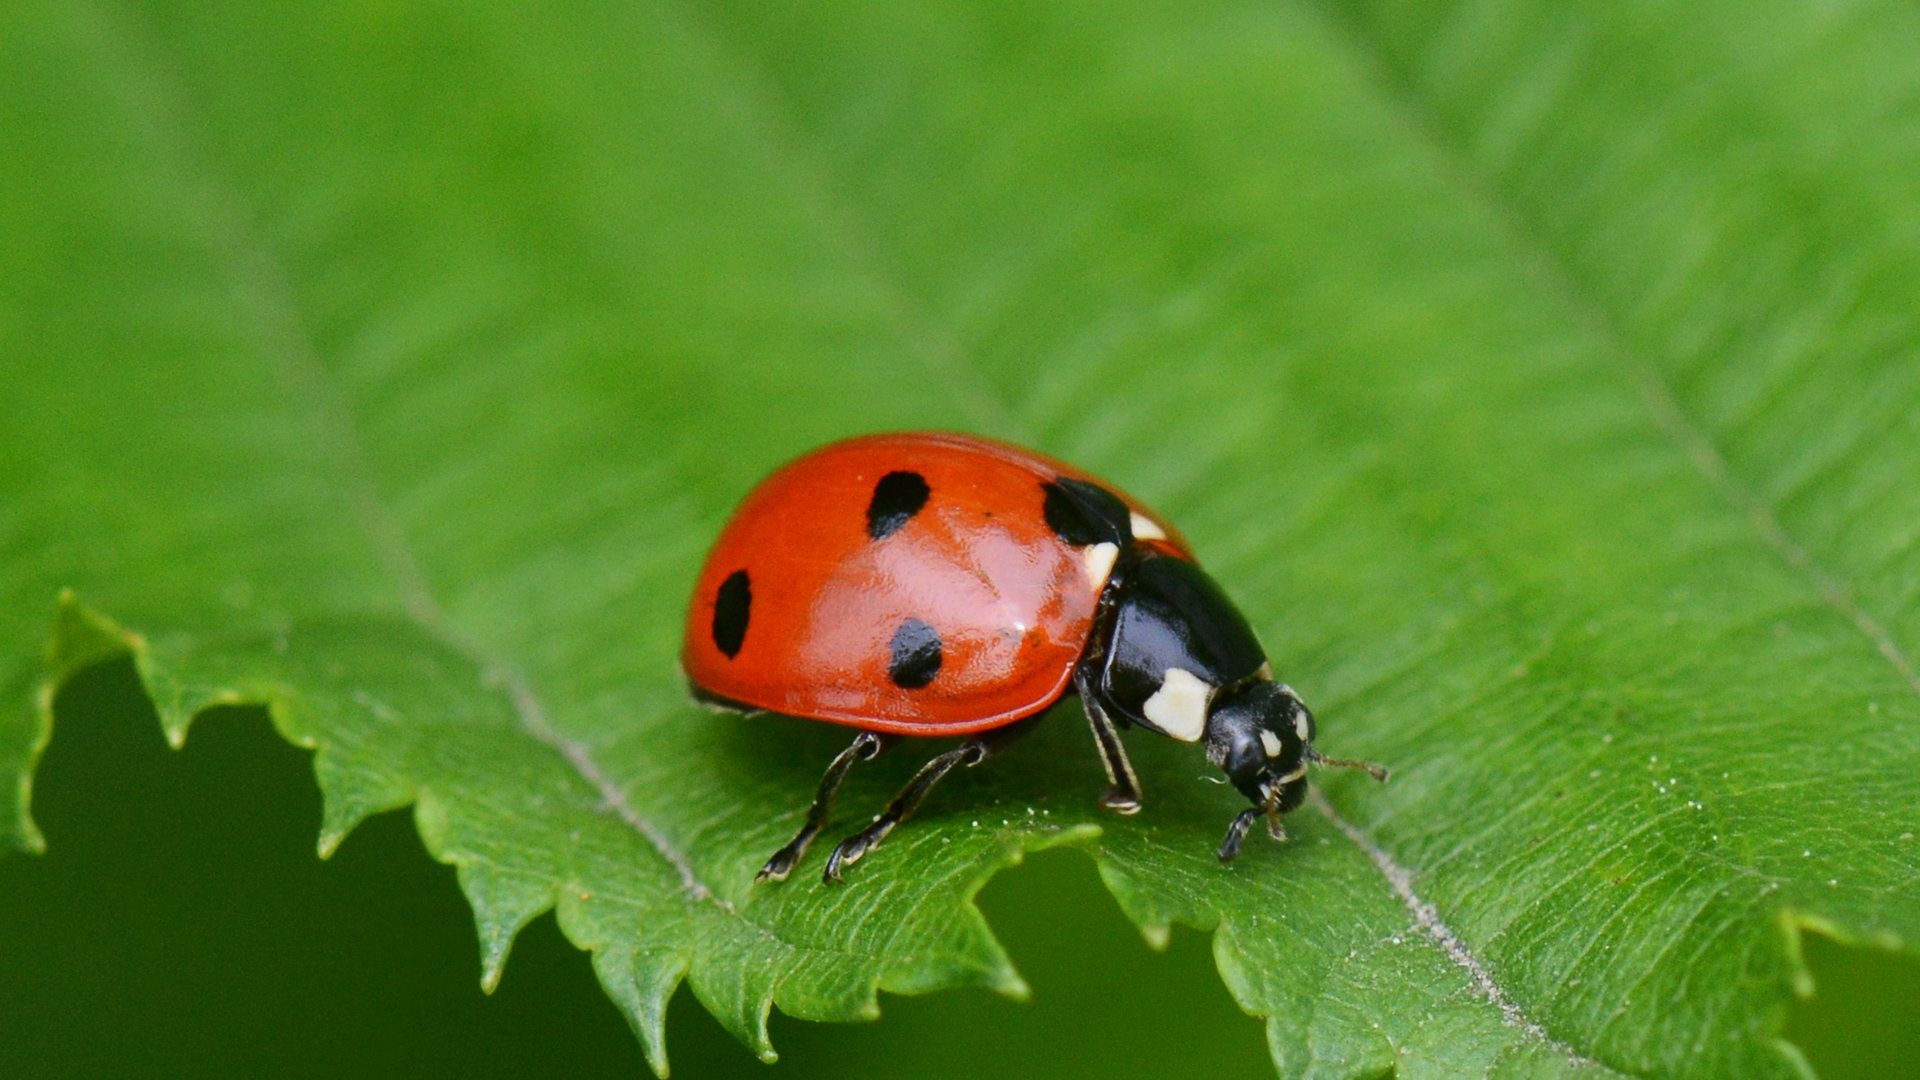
[888,618,942,689]
[866,470,931,540]
[712,570,751,658]
[1041,477,1133,547]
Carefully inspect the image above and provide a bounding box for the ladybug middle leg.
[822,717,1041,884]
[1075,669,1143,814]
[756,731,890,884]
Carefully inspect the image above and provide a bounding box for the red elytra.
[681,431,1189,735]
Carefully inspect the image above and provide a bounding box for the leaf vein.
[1310,790,1612,1071]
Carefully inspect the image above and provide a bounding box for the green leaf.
[4,1,1917,1077]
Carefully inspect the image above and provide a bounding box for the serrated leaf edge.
[18,589,1916,1078]
[22,591,1117,1077]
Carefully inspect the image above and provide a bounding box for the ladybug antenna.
[1307,747,1389,782]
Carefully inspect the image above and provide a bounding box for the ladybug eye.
[1224,735,1266,779]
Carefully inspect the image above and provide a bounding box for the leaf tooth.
[315,814,354,860]
[685,959,780,1064]
[47,590,134,675]
[457,863,556,994]
[1092,855,1200,950]
[7,673,53,855]
[3,772,46,855]
[986,960,1032,1002]
[313,747,410,858]
[1140,924,1173,951]
[45,593,183,744]
[748,1001,779,1064]
[590,945,692,1078]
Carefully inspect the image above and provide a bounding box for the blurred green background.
[6,0,1920,1074]
[0,661,1914,1076]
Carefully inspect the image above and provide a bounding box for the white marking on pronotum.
[1310,790,1600,1067]
[1142,668,1211,742]
[1259,730,1284,757]
[1083,541,1120,587]
[1129,512,1167,541]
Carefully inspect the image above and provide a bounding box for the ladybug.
[683,432,1384,883]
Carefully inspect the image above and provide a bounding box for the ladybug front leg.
[756,731,889,884]
[823,717,1040,884]
[1216,806,1265,862]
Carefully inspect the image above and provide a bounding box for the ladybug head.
[1204,680,1315,810]
[1204,681,1388,858]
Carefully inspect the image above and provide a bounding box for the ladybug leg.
[823,743,982,883]
[823,719,1038,884]
[1217,806,1263,862]
[756,731,889,884]
[1217,795,1293,863]
[1074,670,1142,814]
[1085,703,1144,814]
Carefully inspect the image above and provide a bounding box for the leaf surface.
[4,1,1918,1076]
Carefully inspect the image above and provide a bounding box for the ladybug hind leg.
[756,731,888,884]
[823,717,1040,884]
